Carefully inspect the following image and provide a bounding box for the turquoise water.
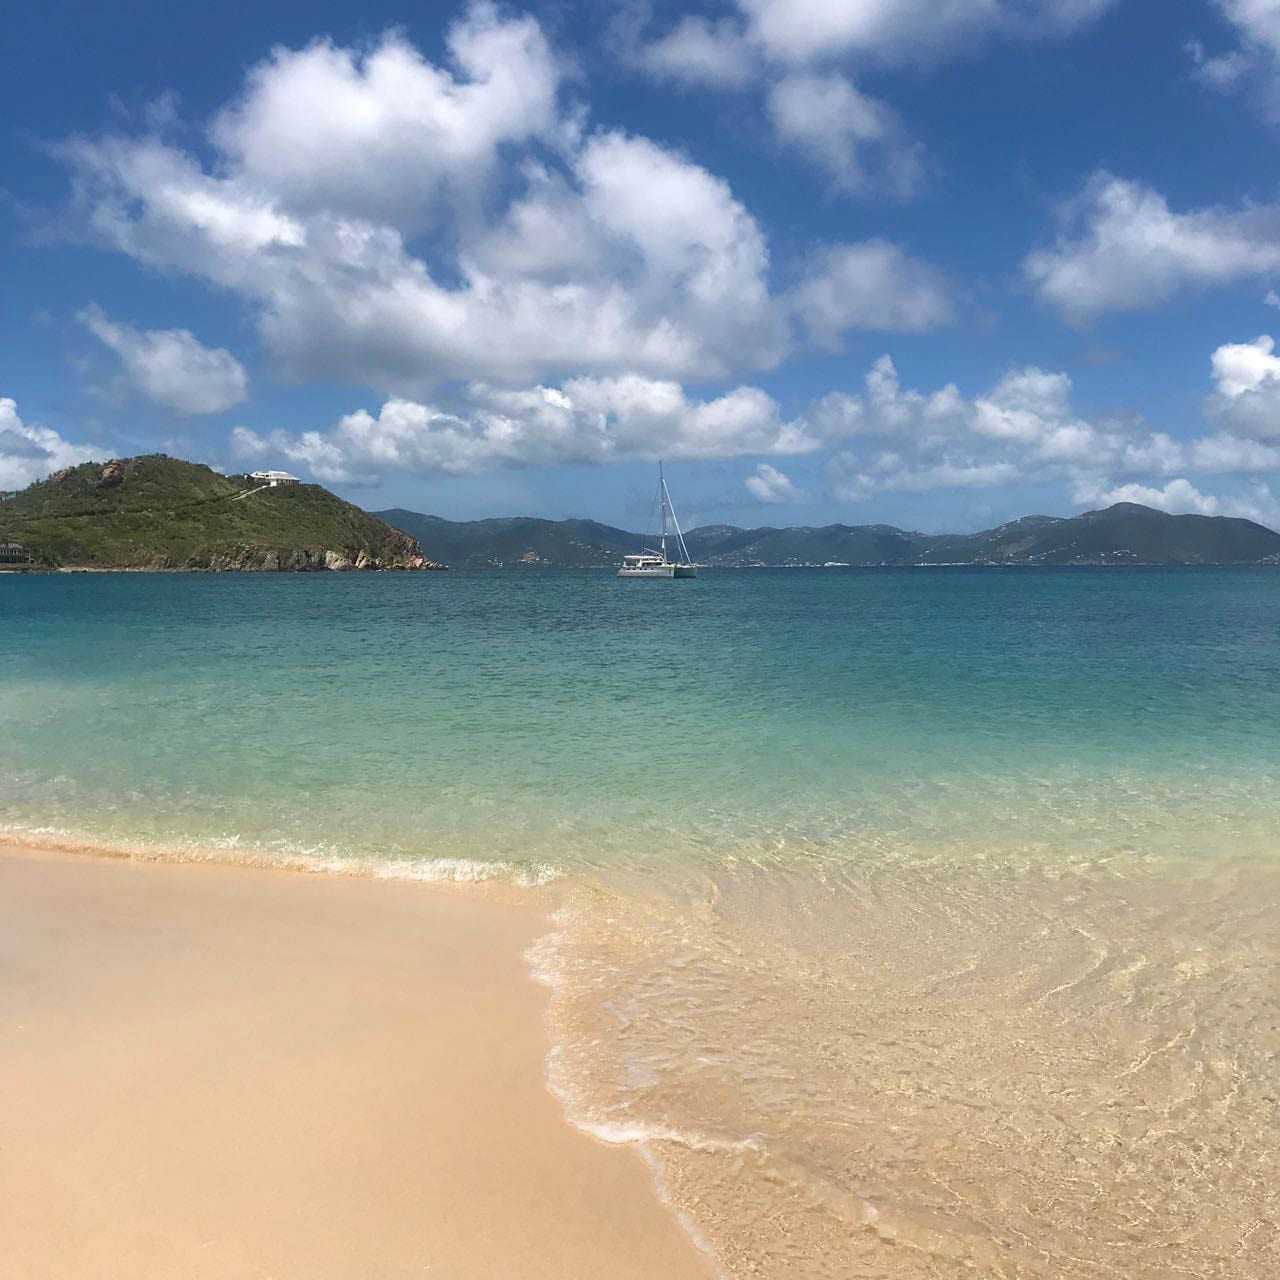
[5,568,1280,1279]
[4,567,1280,871]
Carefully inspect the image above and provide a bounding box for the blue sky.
[5,0,1280,532]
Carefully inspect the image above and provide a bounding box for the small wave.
[0,822,559,888]
[567,1113,762,1155]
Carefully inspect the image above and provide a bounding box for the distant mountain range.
[378,503,1280,568]
[4,457,1276,572]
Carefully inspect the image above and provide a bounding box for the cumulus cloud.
[238,350,1177,499]
[745,462,804,503]
[79,305,248,415]
[222,334,1280,518]
[208,11,567,230]
[0,399,98,490]
[238,356,1145,495]
[1024,174,1280,322]
[1205,334,1280,438]
[238,354,1170,491]
[49,5,954,396]
[820,356,1185,501]
[790,242,952,346]
[1070,477,1221,516]
[813,338,1280,514]
[766,73,923,196]
[230,376,812,482]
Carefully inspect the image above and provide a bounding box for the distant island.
[5,454,1278,572]
[0,456,443,571]
[378,504,1280,568]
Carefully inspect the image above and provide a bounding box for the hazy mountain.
[377,502,1280,568]
[375,510,638,567]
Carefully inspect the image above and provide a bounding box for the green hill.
[1,456,443,570]
[377,504,1280,568]
[684,522,919,565]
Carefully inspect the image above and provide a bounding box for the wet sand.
[0,847,712,1280]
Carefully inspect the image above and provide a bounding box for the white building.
[0,541,32,565]
[249,470,301,488]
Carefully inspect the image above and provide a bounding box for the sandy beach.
[0,846,712,1280]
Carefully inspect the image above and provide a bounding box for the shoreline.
[0,844,713,1279]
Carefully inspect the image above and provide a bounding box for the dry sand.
[0,847,713,1280]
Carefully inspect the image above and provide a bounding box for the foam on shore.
[0,820,559,887]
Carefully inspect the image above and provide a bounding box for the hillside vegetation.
[2,456,441,570]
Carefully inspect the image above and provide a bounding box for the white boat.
[618,464,698,579]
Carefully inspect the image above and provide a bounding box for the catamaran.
[618,463,698,578]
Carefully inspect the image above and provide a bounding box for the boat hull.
[617,565,676,578]
[673,564,698,578]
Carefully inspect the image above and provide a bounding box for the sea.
[4,567,1278,1278]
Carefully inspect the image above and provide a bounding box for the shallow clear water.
[5,568,1280,869]
[4,568,1279,1276]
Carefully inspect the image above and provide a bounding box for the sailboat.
[617,463,698,578]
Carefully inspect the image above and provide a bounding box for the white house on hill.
[249,470,301,488]
[0,541,32,565]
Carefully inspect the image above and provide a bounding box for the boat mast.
[659,461,668,562]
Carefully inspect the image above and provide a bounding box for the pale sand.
[0,847,713,1280]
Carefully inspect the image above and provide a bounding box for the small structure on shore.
[0,541,32,565]
[249,470,301,488]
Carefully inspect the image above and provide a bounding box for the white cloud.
[0,399,98,491]
[745,462,804,503]
[1221,480,1280,526]
[820,356,1185,501]
[1211,333,1280,398]
[209,12,566,231]
[224,337,1280,508]
[79,305,248,415]
[1191,433,1280,471]
[830,451,1020,500]
[1206,334,1280,437]
[55,7,952,393]
[628,1,1113,190]
[1189,39,1252,90]
[231,375,811,481]
[790,243,952,346]
[1076,475,1280,527]
[1024,174,1280,322]
[1071,477,1221,516]
[710,0,1114,69]
[766,73,922,195]
[634,16,758,86]
[1191,2,1280,117]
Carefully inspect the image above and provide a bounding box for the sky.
[5,0,1280,533]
